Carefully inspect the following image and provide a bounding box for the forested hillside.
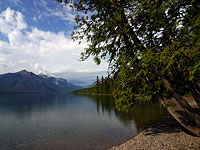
[73,75,115,95]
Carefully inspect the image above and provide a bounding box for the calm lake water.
[0,94,167,150]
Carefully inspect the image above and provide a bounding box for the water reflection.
[88,95,167,129]
[0,94,166,150]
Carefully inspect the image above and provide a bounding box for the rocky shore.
[110,115,200,150]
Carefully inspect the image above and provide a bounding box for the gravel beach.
[110,115,200,150]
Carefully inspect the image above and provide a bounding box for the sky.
[0,0,108,86]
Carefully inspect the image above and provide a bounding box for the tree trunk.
[188,82,200,107]
[161,77,200,124]
[157,95,200,136]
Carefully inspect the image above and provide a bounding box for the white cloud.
[45,0,75,23]
[8,0,22,5]
[33,17,37,21]
[52,4,75,23]
[0,7,27,35]
[32,0,75,23]
[0,8,108,83]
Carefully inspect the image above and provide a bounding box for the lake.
[0,94,167,150]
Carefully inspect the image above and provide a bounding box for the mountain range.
[0,70,83,93]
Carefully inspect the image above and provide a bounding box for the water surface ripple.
[0,94,166,150]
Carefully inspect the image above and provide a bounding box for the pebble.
[109,115,200,150]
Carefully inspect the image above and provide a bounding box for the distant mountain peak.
[38,70,52,77]
[17,70,32,75]
[18,69,28,73]
[0,70,83,93]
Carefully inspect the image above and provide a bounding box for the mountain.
[83,81,97,88]
[89,81,97,87]
[0,70,82,93]
[69,79,97,88]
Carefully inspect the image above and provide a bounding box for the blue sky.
[0,0,108,85]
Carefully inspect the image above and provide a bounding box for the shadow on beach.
[143,115,198,137]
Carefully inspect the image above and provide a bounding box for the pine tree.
[57,0,200,135]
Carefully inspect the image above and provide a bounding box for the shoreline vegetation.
[58,0,200,141]
[74,74,200,136]
[72,92,112,96]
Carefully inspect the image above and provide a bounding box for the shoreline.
[72,92,113,96]
[109,115,200,150]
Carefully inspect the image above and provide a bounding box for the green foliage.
[58,0,200,111]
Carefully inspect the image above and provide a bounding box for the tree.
[57,0,200,135]
[96,76,100,85]
[101,76,104,84]
[95,76,100,93]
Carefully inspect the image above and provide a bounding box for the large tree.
[57,0,200,134]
